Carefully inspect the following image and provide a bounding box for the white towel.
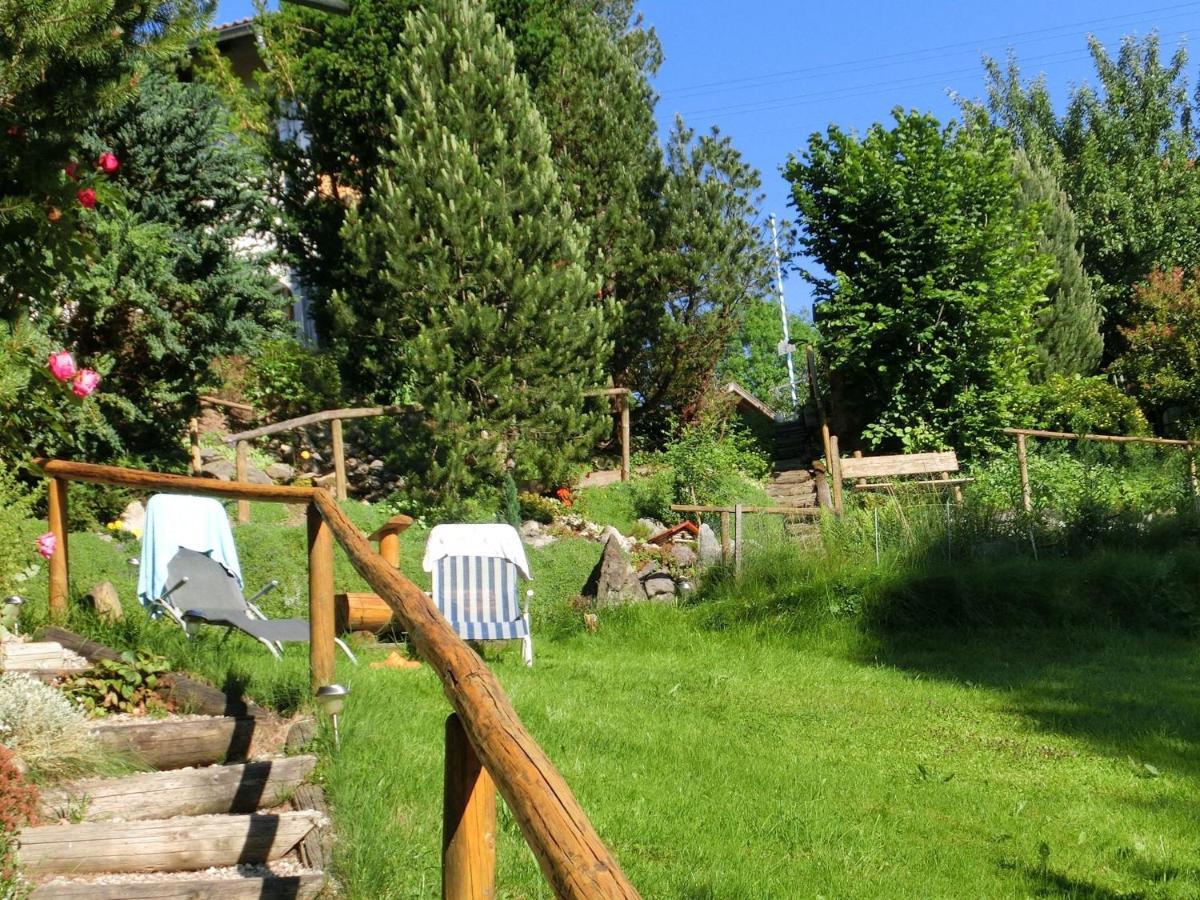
[422,524,531,580]
[137,494,243,608]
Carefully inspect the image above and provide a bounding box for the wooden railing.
[33,458,638,899]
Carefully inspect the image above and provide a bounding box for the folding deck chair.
[137,494,357,663]
[423,524,534,666]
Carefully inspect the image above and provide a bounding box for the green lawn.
[27,505,1200,898]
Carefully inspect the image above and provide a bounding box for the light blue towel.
[137,494,243,609]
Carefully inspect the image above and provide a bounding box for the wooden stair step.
[31,866,324,899]
[90,717,264,771]
[771,457,817,470]
[18,812,323,876]
[41,756,318,823]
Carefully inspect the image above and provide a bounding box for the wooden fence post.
[1016,433,1032,513]
[307,502,336,694]
[620,393,631,484]
[368,515,415,570]
[733,504,743,576]
[443,712,497,900]
[331,418,348,502]
[47,477,69,623]
[189,418,201,475]
[235,440,250,524]
[719,510,731,565]
[829,435,844,516]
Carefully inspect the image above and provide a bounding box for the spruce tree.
[336,0,609,512]
[1012,149,1103,380]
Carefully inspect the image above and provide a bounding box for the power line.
[658,0,1200,100]
[669,26,1193,122]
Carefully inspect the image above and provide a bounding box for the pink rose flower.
[72,368,101,398]
[36,532,57,560]
[97,152,119,175]
[77,187,97,209]
[48,350,77,382]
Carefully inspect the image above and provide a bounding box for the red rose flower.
[64,162,78,181]
[97,151,119,175]
[77,187,97,209]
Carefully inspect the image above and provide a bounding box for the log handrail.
[225,405,409,444]
[1002,427,1197,448]
[310,490,639,897]
[33,458,638,899]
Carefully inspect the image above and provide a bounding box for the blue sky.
[214,0,1200,315]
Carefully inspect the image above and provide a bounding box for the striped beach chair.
[428,529,533,666]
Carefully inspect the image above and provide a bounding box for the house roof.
[213,17,255,44]
[725,381,777,421]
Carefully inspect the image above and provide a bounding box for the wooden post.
[829,434,844,516]
[331,418,347,502]
[719,510,731,565]
[235,440,250,524]
[852,450,866,489]
[368,515,415,570]
[730,507,740,572]
[189,418,201,475]
[47,477,69,623]
[619,393,631,483]
[1016,433,1032,513]
[307,502,336,694]
[806,345,833,467]
[443,712,496,900]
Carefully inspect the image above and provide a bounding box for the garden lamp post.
[316,683,350,749]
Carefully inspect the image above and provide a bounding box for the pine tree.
[1012,149,1103,380]
[335,0,609,513]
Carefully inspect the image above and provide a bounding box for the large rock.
[600,525,631,552]
[635,518,665,536]
[201,459,235,481]
[85,581,123,623]
[265,462,296,482]
[642,571,676,602]
[582,534,636,606]
[697,524,722,565]
[669,542,698,568]
[118,500,145,536]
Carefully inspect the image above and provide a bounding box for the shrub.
[1025,374,1149,436]
[244,340,343,420]
[661,419,769,509]
[518,492,561,525]
[62,651,170,717]
[0,673,94,782]
[0,743,38,887]
[0,470,38,597]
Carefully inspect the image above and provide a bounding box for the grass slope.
[21,505,1200,897]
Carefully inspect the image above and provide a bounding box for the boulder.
[200,459,236,481]
[669,542,698,568]
[642,571,676,602]
[635,518,665,536]
[118,500,145,536]
[243,466,273,486]
[582,534,636,606]
[85,581,123,623]
[600,525,631,552]
[313,472,338,489]
[697,524,722,565]
[265,462,296,482]
[368,459,385,471]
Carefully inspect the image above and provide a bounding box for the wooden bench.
[839,450,970,501]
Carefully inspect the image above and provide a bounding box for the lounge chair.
[422,524,534,666]
[137,493,356,663]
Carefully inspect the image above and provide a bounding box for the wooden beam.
[90,717,262,770]
[310,490,639,899]
[34,459,317,503]
[443,713,496,900]
[1002,427,1196,447]
[235,439,250,523]
[18,811,321,875]
[47,476,69,623]
[30,873,324,900]
[198,394,255,413]
[308,502,336,694]
[331,418,348,501]
[40,756,318,822]
[670,504,822,517]
[226,405,407,444]
[189,417,201,475]
[582,388,632,398]
[838,451,960,478]
[851,478,973,491]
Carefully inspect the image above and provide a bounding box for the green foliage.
[719,297,815,414]
[0,671,98,782]
[661,418,769,508]
[244,340,342,420]
[1011,149,1103,379]
[517,491,560,525]
[786,110,1051,453]
[335,0,609,514]
[631,119,777,438]
[980,35,1200,360]
[1111,267,1200,436]
[62,650,170,717]
[1023,374,1149,436]
[0,469,38,597]
[500,473,521,528]
[0,0,202,312]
